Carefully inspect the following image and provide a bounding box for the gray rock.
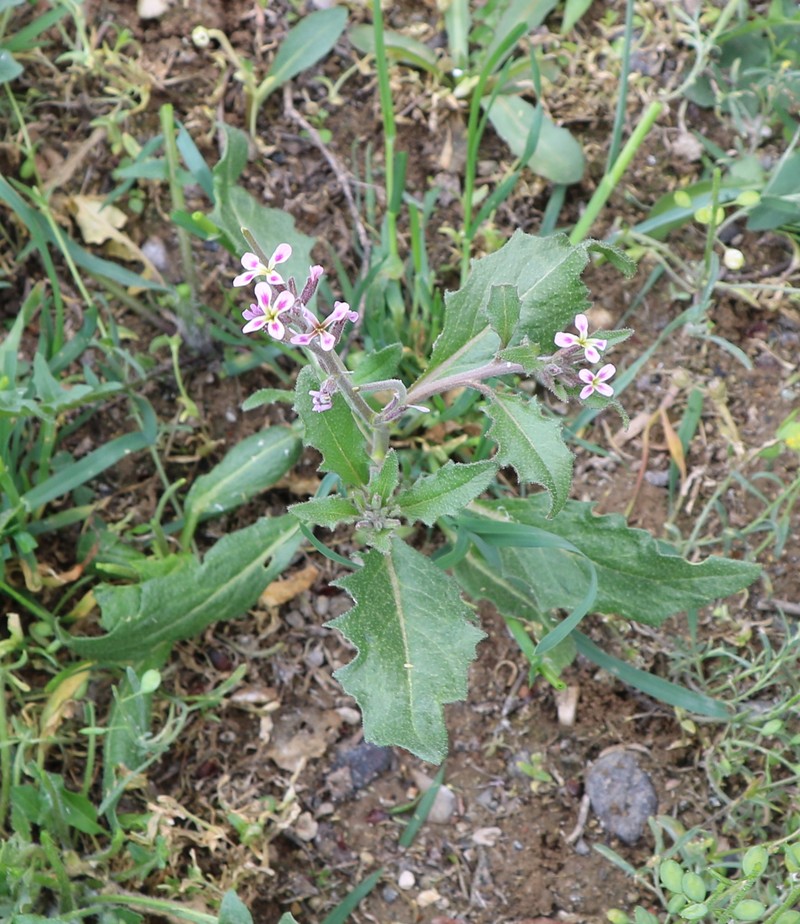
[326,742,393,799]
[585,751,657,845]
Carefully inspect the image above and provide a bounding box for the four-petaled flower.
[554,313,608,363]
[309,388,333,412]
[233,243,292,287]
[242,283,295,337]
[579,363,616,400]
[290,301,358,352]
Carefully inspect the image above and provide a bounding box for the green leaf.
[21,428,155,511]
[461,497,761,624]
[482,0,559,63]
[209,183,315,272]
[66,516,301,661]
[277,915,300,924]
[561,0,595,33]
[258,7,348,106]
[182,426,301,542]
[0,48,22,82]
[241,388,295,411]
[483,284,520,346]
[483,392,573,517]
[349,343,403,385]
[219,890,254,924]
[418,231,612,386]
[395,460,497,526]
[484,95,585,184]
[368,449,400,502]
[290,495,361,529]
[295,366,370,486]
[330,538,485,763]
[349,24,441,75]
[212,123,250,190]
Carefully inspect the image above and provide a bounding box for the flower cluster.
[233,244,358,354]
[233,243,361,412]
[553,313,616,400]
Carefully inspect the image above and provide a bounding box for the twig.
[282,85,370,258]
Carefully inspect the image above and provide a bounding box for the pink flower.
[578,363,616,400]
[290,301,358,352]
[309,388,333,412]
[554,314,608,363]
[242,284,295,338]
[233,243,293,287]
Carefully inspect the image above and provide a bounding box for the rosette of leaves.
[291,231,760,763]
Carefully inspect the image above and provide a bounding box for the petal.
[597,363,616,381]
[317,330,337,351]
[595,382,614,397]
[584,345,601,363]
[241,252,261,270]
[267,319,285,340]
[242,317,266,334]
[266,270,285,286]
[309,264,324,282]
[554,332,577,348]
[579,384,595,400]
[578,368,595,385]
[290,333,315,346]
[592,337,608,351]
[297,306,318,327]
[254,281,272,308]
[242,304,260,320]
[274,290,296,312]
[328,302,351,323]
[271,243,292,265]
[574,314,589,337]
[233,271,255,287]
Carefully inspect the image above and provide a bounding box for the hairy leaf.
[418,231,631,386]
[66,516,301,661]
[182,426,301,542]
[483,284,520,346]
[483,393,573,516]
[294,366,371,486]
[459,498,760,624]
[396,460,497,526]
[290,495,360,529]
[330,538,485,762]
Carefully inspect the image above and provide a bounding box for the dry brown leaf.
[69,194,165,283]
[265,707,340,772]
[260,563,319,607]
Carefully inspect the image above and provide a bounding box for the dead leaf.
[69,194,165,283]
[265,707,340,772]
[260,564,319,607]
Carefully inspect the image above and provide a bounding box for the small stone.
[327,742,392,799]
[137,0,171,19]
[418,889,441,907]
[382,886,398,903]
[585,750,658,845]
[294,812,318,842]
[398,870,415,890]
[410,769,457,824]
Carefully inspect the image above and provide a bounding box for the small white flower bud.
[723,248,745,271]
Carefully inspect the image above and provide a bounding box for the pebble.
[418,889,441,907]
[382,886,398,903]
[585,750,658,845]
[398,870,415,890]
[410,769,457,824]
[327,742,392,799]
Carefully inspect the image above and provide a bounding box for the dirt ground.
[3,1,800,922]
